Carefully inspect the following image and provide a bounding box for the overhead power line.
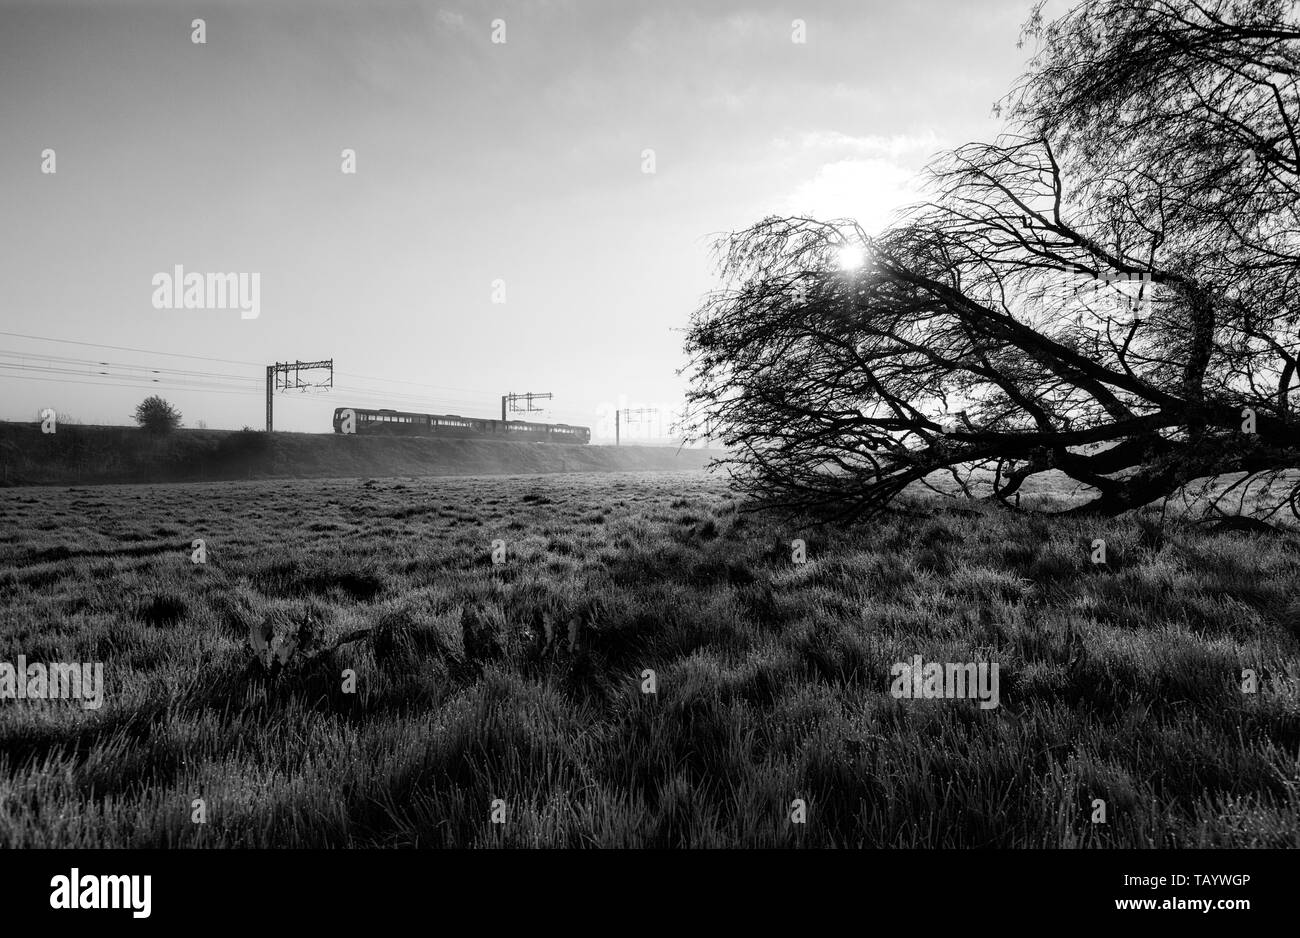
[336,370,501,397]
[0,362,259,393]
[0,331,261,366]
[0,350,262,385]
[0,331,613,429]
[0,372,263,397]
[0,332,517,401]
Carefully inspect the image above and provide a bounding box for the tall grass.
[0,472,1296,846]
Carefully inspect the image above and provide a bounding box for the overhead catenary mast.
[500,391,553,422]
[266,359,333,431]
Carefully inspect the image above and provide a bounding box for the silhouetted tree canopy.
[683,0,1300,521]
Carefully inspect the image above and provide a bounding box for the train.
[332,407,590,444]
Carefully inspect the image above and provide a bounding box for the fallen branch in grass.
[248,612,377,678]
[1199,516,1284,536]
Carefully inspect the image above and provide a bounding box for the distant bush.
[133,396,182,435]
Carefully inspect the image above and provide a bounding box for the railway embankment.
[0,423,717,486]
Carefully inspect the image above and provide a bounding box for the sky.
[0,0,1045,440]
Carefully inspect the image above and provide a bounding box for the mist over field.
[0,422,714,486]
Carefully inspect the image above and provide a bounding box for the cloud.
[782,158,924,235]
[781,129,943,160]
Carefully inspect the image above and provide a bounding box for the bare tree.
[683,0,1300,522]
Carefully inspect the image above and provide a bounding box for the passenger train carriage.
[333,407,590,444]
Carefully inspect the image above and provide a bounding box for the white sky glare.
[0,0,1038,435]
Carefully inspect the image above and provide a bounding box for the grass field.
[1,470,1298,847]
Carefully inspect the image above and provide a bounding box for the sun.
[836,244,865,271]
